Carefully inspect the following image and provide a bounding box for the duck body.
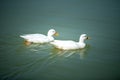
[20,34,51,43]
[50,34,88,50]
[51,40,85,50]
[20,29,58,44]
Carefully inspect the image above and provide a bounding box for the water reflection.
[1,42,90,80]
[50,44,90,60]
[17,41,91,64]
[21,43,91,60]
[16,43,91,70]
[23,43,51,52]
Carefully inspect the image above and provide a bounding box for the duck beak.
[54,32,59,36]
[86,37,91,40]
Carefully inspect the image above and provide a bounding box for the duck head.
[79,34,89,43]
[47,29,59,41]
[47,29,59,36]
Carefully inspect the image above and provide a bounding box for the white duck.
[20,29,58,45]
[50,34,89,50]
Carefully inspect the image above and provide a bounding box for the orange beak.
[54,32,59,36]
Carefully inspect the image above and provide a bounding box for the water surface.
[0,0,120,80]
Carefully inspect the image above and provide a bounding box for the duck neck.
[47,34,54,41]
[79,38,86,48]
[79,38,85,44]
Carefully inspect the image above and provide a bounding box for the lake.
[0,0,120,80]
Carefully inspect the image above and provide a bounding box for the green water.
[0,0,120,80]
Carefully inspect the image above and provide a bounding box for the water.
[0,0,120,80]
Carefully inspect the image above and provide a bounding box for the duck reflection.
[50,44,91,60]
[23,43,51,52]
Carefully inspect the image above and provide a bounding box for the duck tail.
[20,35,25,38]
